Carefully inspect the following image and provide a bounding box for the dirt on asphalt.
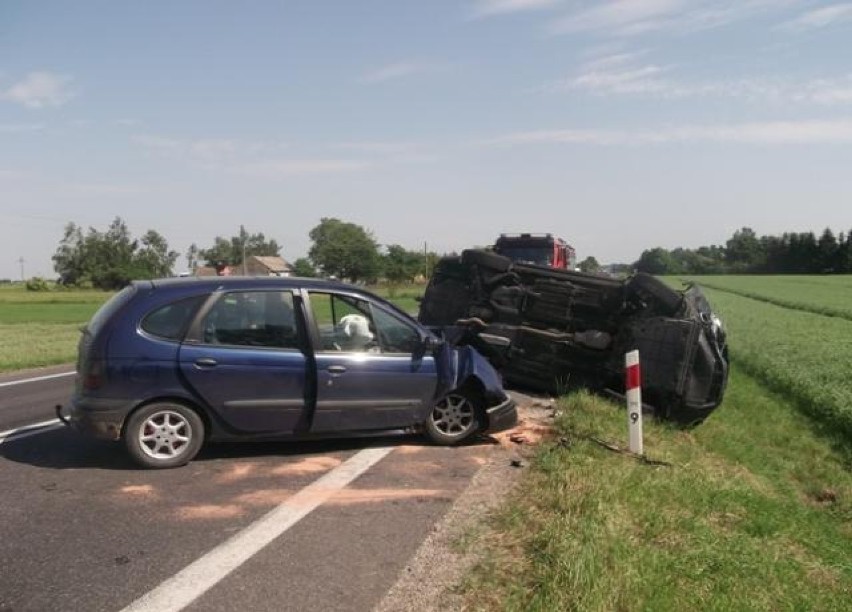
[374,391,558,612]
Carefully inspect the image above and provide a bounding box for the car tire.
[424,389,483,445]
[461,249,513,273]
[124,402,205,469]
[629,273,683,315]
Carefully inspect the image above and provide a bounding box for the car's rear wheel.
[424,390,482,445]
[124,402,204,469]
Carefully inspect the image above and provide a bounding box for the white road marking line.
[0,419,64,444]
[0,371,76,388]
[120,446,394,612]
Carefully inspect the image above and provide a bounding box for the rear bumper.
[60,396,131,441]
[484,395,517,433]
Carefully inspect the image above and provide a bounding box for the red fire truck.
[493,233,576,270]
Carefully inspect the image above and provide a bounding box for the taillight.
[82,360,105,390]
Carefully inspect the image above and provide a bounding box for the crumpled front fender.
[434,342,507,404]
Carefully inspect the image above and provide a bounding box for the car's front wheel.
[124,402,205,469]
[424,390,482,445]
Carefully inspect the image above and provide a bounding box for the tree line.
[50,219,852,290]
[51,216,439,290]
[635,227,852,275]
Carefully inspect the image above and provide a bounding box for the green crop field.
[0,286,112,372]
[669,276,852,442]
[462,274,852,611]
[0,283,423,373]
[671,274,852,321]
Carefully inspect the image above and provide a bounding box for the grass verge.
[460,367,852,611]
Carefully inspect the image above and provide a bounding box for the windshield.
[497,247,552,266]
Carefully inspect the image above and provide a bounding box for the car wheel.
[629,273,683,315]
[461,249,513,273]
[424,390,483,445]
[124,402,205,469]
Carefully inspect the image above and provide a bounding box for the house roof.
[249,255,291,271]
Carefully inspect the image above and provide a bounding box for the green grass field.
[0,283,423,373]
[671,275,852,321]
[0,286,112,372]
[461,275,852,610]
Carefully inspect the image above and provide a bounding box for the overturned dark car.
[418,250,729,427]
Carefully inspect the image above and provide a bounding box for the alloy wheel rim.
[432,394,474,436]
[138,410,192,460]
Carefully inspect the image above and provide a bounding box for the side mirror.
[421,334,444,350]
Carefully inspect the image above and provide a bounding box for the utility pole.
[17,257,24,282]
[241,224,248,276]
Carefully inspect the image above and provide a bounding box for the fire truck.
[493,233,576,270]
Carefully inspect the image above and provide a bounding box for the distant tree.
[291,257,317,277]
[725,227,763,272]
[635,248,679,275]
[52,217,178,289]
[52,222,87,285]
[578,256,600,274]
[817,227,838,272]
[383,245,424,283]
[135,230,179,278]
[308,218,381,282]
[199,225,281,267]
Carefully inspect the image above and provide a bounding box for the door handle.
[327,365,347,375]
[194,358,218,368]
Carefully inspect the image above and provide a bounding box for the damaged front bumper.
[484,394,518,433]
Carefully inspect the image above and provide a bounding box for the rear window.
[86,285,137,337]
[141,296,206,340]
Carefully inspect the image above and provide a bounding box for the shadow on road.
[0,425,497,471]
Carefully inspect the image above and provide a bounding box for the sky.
[2,0,852,279]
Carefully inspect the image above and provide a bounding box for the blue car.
[59,277,517,468]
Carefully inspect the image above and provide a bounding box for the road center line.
[120,445,394,612]
[0,418,64,444]
[0,371,76,388]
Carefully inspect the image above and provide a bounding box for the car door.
[179,289,309,434]
[306,291,438,432]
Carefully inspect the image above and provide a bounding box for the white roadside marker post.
[625,350,643,455]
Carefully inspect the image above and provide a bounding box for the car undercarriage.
[418,250,729,426]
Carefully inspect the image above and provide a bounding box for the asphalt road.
[0,366,504,612]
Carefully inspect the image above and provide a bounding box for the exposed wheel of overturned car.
[424,389,483,445]
[124,401,205,469]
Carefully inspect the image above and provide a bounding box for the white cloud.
[234,159,372,178]
[488,119,852,146]
[63,182,143,197]
[549,0,795,37]
[2,72,75,108]
[133,134,183,152]
[551,53,852,105]
[359,61,432,84]
[779,3,852,30]
[470,0,561,18]
[133,133,374,177]
[0,169,32,180]
[0,123,45,133]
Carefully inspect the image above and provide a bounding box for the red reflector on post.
[626,363,641,390]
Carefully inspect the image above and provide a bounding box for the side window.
[309,292,377,353]
[141,296,205,341]
[202,291,300,349]
[371,307,420,354]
